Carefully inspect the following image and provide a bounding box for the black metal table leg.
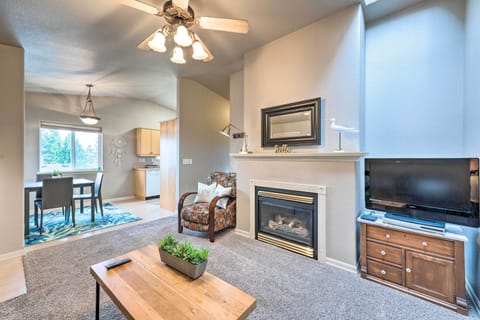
[96,281,100,320]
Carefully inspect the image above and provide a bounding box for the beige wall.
[244,4,364,153]
[235,5,364,267]
[0,44,24,257]
[236,157,361,267]
[25,92,176,199]
[229,71,244,171]
[178,79,230,196]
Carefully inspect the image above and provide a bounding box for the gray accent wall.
[177,79,230,197]
[463,0,480,308]
[365,0,466,156]
[365,0,480,305]
[0,44,24,256]
[24,92,176,199]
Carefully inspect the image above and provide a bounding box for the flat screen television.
[365,158,479,227]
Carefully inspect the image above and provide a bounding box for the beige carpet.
[0,216,476,319]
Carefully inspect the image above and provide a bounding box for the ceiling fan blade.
[172,0,189,10]
[120,0,162,16]
[196,17,249,34]
[137,28,162,51]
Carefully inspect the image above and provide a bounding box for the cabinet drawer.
[367,241,403,265]
[367,260,403,285]
[367,225,454,257]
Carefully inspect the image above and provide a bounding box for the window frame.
[38,121,103,174]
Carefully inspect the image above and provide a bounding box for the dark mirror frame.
[261,97,321,147]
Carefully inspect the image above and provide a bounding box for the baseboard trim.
[234,228,251,238]
[0,249,25,261]
[326,257,357,273]
[105,196,136,202]
[466,280,480,315]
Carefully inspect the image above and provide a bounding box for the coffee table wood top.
[90,244,256,320]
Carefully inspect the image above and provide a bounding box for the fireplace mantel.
[231,152,365,161]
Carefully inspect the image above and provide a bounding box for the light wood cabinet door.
[405,251,455,303]
[151,129,160,155]
[136,128,160,156]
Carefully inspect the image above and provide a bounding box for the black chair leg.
[98,195,104,216]
[34,205,38,227]
[40,209,44,235]
[72,202,76,227]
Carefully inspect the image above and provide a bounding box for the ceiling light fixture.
[122,0,249,65]
[170,46,186,64]
[79,84,100,125]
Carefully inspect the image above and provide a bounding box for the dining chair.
[74,172,104,217]
[34,177,75,235]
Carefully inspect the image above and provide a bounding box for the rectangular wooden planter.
[159,249,207,279]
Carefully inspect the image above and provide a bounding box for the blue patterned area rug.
[24,203,141,246]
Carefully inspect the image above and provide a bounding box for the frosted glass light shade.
[174,25,192,47]
[170,46,186,64]
[192,41,208,60]
[148,32,166,52]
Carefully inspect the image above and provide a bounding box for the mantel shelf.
[231,152,366,161]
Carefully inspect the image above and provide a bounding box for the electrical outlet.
[182,158,193,165]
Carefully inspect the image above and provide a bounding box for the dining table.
[24,178,95,236]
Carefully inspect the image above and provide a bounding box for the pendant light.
[80,84,100,125]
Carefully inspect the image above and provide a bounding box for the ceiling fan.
[121,0,249,64]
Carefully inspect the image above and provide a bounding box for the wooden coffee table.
[90,244,256,319]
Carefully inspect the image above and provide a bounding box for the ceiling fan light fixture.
[192,40,208,60]
[170,46,186,64]
[148,32,166,52]
[80,84,100,125]
[174,25,193,47]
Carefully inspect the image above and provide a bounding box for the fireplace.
[255,186,318,259]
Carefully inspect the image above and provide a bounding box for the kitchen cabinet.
[134,168,160,200]
[359,221,467,315]
[136,128,160,156]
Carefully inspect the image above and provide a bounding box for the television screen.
[365,158,479,227]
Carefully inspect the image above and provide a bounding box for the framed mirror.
[261,97,321,147]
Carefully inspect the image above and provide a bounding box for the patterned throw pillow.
[214,184,232,209]
[194,182,217,203]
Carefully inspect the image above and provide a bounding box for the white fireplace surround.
[249,179,327,263]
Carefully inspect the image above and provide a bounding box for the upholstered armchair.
[178,172,236,242]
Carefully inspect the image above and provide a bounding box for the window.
[39,121,103,173]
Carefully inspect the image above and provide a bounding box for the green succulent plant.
[158,233,209,265]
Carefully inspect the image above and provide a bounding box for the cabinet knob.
[385,233,391,239]
[380,269,386,275]
[422,241,428,247]
[380,250,386,256]
[406,268,411,273]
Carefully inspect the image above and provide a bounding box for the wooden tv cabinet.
[359,219,467,315]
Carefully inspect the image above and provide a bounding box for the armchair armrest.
[178,192,197,212]
[208,195,236,212]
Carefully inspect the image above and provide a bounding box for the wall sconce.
[219,123,249,154]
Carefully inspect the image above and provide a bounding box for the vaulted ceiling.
[0,0,425,110]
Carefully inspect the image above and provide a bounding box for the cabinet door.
[151,129,160,156]
[137,129,152,156]
[134,170,146,199]
[405,251,455,303]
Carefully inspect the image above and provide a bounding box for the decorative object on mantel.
[120,0,249,64]
[219,123,249,154]
[158,233,209,279]
[262,97,321,147]
[328,118,358,152]
[79,84,100,125]
[274,144,291,153]
[110,135,128,166]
